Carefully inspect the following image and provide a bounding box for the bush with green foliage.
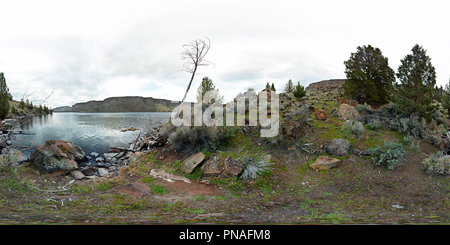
[364,141,407,170]
[366,120,383,130]
[421,151,450,176]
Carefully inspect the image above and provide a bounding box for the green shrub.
[364,141,407,170]
[401,134,413,145]
[421,151,450,176]
[345,120,364,136]
[386,115,427,138]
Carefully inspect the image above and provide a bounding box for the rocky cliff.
[68,96,181,112]
[305,79,346,91]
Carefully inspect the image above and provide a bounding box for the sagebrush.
[421,151,450,176]
[364,141,407,170]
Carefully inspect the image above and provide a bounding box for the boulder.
[337,104,360,121]
[81,166,97,176]
[201,153,223,176]
[90,152,99,158]
[283,120,307,138]
[223,156,244,177]
[324,138,351,157]
[315,109,327,120]
[310,156,342,170]
[30,140,88,175]
[181,152,205,174]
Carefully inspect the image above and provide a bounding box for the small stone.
[70,170,85,180]
[95,157,105,162]
[90,152,99,158]
[98,168,109,177]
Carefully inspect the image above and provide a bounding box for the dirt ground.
[1,130,450,224]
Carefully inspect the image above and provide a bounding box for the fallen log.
[129,131,141,150]
[110,147,136,152]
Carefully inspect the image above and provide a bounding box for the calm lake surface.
[12,112,171,155]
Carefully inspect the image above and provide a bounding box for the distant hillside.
[55,96,181,113]
[52,106,73,112]
[306,79,345,91]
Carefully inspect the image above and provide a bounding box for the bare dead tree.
[179,37,214,106]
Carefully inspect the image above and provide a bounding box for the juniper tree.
[0,72,10,119]
[394,44,437,122]
[342,45,395,106]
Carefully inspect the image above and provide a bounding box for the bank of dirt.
[1,131,450,224]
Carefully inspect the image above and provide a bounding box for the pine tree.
[284,79,294,93]
[342,45,395,106]
[195,76,223,104]
[265,82,270,89]
[0,73,10,119]
[270,83,276,92]
[394,44,437,122]
[293,82,306,99]
[441,78,450,116]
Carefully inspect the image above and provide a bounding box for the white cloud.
[1,0,449,108]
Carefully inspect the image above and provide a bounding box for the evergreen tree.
[342,45,395,106]
[441,79,450,116]
[284,79,294,93]
[394,44,437,122]
[195,76,223,104]
[270,83,276,92]
[19,98,25,109]
[265,82,270,89]
[293,81,306,99]
[0,72,10,119]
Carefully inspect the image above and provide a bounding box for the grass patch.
[151,185,169,195]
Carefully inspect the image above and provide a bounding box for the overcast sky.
[1,0,449,108]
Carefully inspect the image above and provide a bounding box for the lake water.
[11,112,171,156]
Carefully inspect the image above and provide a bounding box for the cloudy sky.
[1,0,449,108]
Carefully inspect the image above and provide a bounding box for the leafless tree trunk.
[178,37,214,114]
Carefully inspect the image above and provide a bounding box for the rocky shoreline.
[23,124,165,181]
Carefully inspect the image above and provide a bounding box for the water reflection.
[12,112,170,155]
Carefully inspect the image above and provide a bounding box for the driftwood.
[129,131,141,150]
[110,147,136,152]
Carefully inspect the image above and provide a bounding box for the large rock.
[181,152,205,174]
[310,156,342,170]
[30,140,89,175]
[324,138,351,157]
[283,120,307,138]
[201,154,222,176]
[315,109,327,120]
[223,156,244,177]
[337,104,360,121]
